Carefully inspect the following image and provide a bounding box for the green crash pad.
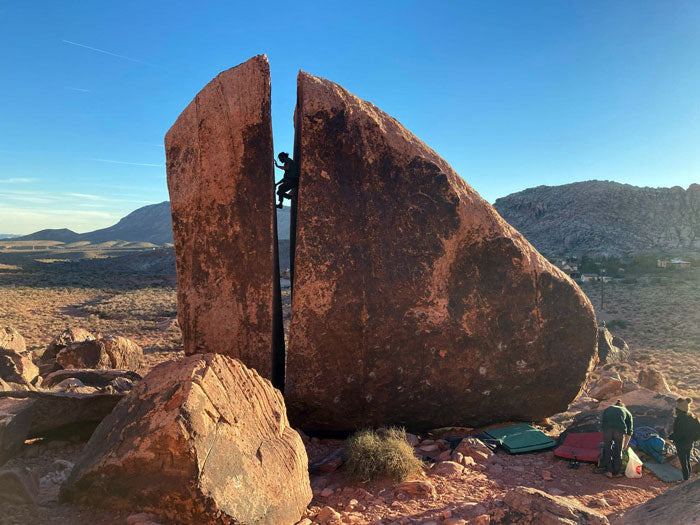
[643,461,683,482]
[483,424,556,454]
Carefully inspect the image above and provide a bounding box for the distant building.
[657,259,669,268]
[600,276,613,283]
[580,274,598,282]
[569,271,582,280]
[671,258,691,268]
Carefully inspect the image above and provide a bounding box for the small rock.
[405,433,420,446]
[461,455,476,467]
[395,479,437,499]
[540,470,553,481]
[433,461,464,477]
[320,487,334,498]
[438,450,452,461]
[441,509,452,519]
[548,488,565,496]
[443,519,467,525]
[452,451,464,463]
[592,497,610,508]
[470,515,490,525]
[295,519,312,525]
[317,505,343,524]
[419,443,440,452]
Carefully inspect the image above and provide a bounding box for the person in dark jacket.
[601,399,634,478]
[274,152,299,208]
[669,397,700,480]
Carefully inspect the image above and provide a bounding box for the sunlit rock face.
[285,71,598,432]
[165,55,283,383]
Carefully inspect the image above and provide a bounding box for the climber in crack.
[274,152,299,209]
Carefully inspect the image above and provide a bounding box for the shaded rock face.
[165,54,284,385]
[56,336,142,371]
[60,354,311,525]
[285,72,598,431]
[597,328,629,364]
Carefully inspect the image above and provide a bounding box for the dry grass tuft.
[343,427,423,483]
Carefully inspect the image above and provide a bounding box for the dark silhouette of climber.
[274,152,298,208]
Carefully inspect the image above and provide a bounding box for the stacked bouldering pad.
[554,432,603,463]
[643,461,683,482]
[483,424,556,454]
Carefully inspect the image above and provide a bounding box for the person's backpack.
[692,415,700,442]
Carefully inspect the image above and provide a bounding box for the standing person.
[601,400,634,478]
[274,152,299,208]
[669,397,700,481]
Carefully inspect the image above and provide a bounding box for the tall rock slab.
[286,72,598,431]
[166,55,284,384]
[60,354,312,525]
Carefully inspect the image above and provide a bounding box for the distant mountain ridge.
[494,180,700,256]
[17,202,292,245]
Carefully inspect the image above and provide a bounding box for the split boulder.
[286,71,598,431]
[60,353,311,525]
[165,54,284,385]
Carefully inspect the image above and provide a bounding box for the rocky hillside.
[494,181,700,256]
[17,203,292,245]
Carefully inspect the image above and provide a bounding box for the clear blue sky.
[2,1,700,234]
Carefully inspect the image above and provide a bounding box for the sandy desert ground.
[0,247,698,524]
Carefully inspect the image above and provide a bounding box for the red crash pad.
[554,432,603,463]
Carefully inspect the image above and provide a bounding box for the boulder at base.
[55,336,142,371]
[60,354,311,525]
[165,54,284,385]
[286,71,598,431]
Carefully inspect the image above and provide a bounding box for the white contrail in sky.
[62,39,157,67]
[66,87,91,93]
[0,178,35,183]
[90,158,163,167]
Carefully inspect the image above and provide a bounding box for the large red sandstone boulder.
[286,72,598,431]
[60,354,311,524]
[165,55,284,386]
[0,327,39,387]
[56,336,142,371]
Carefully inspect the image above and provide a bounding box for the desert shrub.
[81,288,177,320]
[606,319,627,330]
[343,427,422,482]
[621,278,638,284]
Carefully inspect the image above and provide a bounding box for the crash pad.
[482,424,556,454]
[554,432,603,463]
[643,461,683,483]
